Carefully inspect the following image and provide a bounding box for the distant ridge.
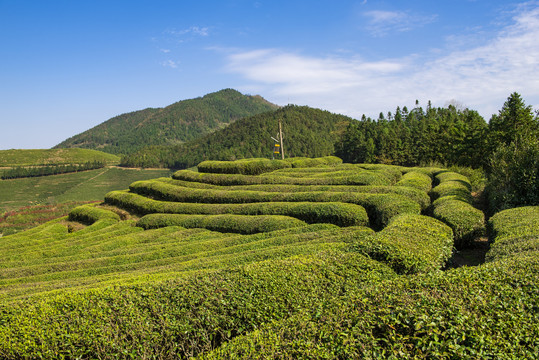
[54,89,279,155]
[120,105,353,169]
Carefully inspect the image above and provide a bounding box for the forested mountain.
[120,105,352,168]
[54,89,279,155]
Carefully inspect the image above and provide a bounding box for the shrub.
[348,214,454,274]
[0,250,395,359]
[158,178,431,211]
[486,206,539,262]
[105,191,368,227]
[67,204,120,224]
[137,214,307,234]
[199,254,539,359]
[430,181,472,203]
[394,171,432,192]
[197,158,292,175]
[487,140,539,212]
[434,171,472,190]
[432,197,485,248]
[125,181,421,229]
[172,169,392,186]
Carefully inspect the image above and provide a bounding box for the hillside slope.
[121,105,352,168]
[0,148,119,167]
[54,89,278,155]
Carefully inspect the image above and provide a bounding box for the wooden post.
[278,118,284,160]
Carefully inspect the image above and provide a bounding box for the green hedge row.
[429,171,483,248]
[199,254,539,359]
[67,204,120,224]
[395,171,433,192]
[136,213,307,234]
[127,180,421,229]
[0,250,396,359]
[432,197,485,248]
[196,157,343,176]
[157,178,430,210]
[435,171,472,190]
[197,158,292,175]
[486,206,539,262]
[105,191,368,227]
[172,169,393,186]
[348,214,454,274]
[287,156,343,168]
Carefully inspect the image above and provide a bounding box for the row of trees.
[335,102,487,168]
[336,92,538,211]
[1,161,106,180]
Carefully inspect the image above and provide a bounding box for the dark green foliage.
[485,93,539,212]
[487,92,539,153]
[137,214,307,234]
[55,89,278,155]
[487,140,539,212]
[486,206,539,262]
[67,204,121,224]
[432,198,485,248]
[105,190,368,227]
[120,105,352,168]
[349,214,454,274]
[335,104,488,168]
[1,161,106,179]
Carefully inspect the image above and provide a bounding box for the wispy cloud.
[161,60,178,68]
[223,3,539,119]
[363,10,438,36]
[166,26,210,37]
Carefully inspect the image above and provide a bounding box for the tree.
[488,92,539,151]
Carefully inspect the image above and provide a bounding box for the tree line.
[336,92,538,212]
[1,161,106,180]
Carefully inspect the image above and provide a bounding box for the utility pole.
[278,118,284,160]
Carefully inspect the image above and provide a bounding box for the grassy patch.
[0,167,172,212]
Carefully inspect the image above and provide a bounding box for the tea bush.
[432,197,485,248]
[137,213,307,234]
[68,204,120,224]
[348,214,454,274]
[395,171,433,192]
[172,169,393,186]
[105,191,368,227]
[125,181,420,229]
[486,206,539,262]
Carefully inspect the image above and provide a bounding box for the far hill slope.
[54,89,279,155]
[120,105,353,169]
[0,148,120,167]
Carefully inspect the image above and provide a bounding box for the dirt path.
[445,190,490,269]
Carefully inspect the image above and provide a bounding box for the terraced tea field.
[0,157,537,359]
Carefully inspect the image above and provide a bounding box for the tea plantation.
[0,157,537,359]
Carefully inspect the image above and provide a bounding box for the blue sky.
[1,0,538,149]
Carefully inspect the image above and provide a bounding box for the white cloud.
[161,60,178,68]
[167,26,209,37]
[363,10,438,36]
[223,4,539,120]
